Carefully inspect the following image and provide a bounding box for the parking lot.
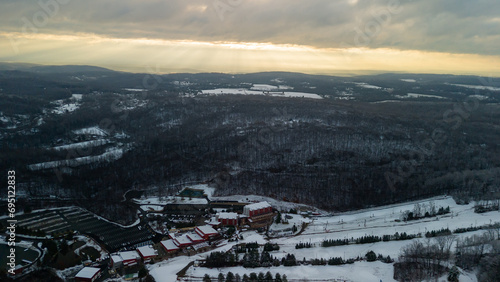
[4,207,154,252]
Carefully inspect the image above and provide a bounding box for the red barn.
[74,267,101,282]
[195,225,219,240]
[217,212,238,226]
[243,202,272,218]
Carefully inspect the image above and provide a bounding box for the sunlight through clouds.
[1,31,500,75]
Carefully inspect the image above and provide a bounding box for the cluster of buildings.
[215,201,274,229]
[109,245,158,270]
[74,199,275,281]
[161,225,218,253]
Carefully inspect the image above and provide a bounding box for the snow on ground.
[140,205,164,212]
[149,230,266,282]
[210,194,327,214]
[354,82,383,89]
[74,235,109,260]
[370,100,402,104]
[269,213,311,234]
[51,102,80,114]
[271,196,499,261]
[51,139,110,151]
[395,93,447,99]
[28,148,123,170]
[73,126,108,136]
[119,98,148,110]
[448,83,500,92]
[250,84,279,91]
[51,94,83,114]
[400,79,417,83]
[469,94,490,100]
[133,196,208,206]
[200,88,323,99]
[189,261,396,282]
[185,184,216,199]
[149,196,498,282]
[123,88,148,92]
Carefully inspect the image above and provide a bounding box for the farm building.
[118,250,140,267]
[74,267,101,282]
[195,225,219,240]
[136,245,158,263]
[160,239,180,253]
[217,212,238,226]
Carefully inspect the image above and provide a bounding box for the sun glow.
[1,32,500,76]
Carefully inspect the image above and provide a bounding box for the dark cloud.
[1,0,500,55]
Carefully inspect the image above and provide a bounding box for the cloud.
[1,0,499,56]
[1,0,500,76]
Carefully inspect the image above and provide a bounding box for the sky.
[1,0,500,76]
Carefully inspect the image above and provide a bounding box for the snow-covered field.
[395,93,447,99]
[133,196,208,206]
[448,83,500,92]
[51,139,110,151]
[210,194,327,214]
[51,94,83,114]
[73,126,108,136]
[148,195,498,282]
[200,88,323,99]
[28,148,123,170]
[354,82,383,89]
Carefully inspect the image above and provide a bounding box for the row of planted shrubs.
[320,232,418,248]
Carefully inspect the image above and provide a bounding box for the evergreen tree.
[226,272,235,282]
[265,271,273,282]
[448,266,460,282]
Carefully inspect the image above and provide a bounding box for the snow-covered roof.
[75,267,100,279]
[196,225,218,235]
[174,234,193,245]
[137,245,157,258]
[217,212,238,220]
[111,255,122,264]
[161,240,179,251]
[187,232,203,242]
[119,250,140,261]
[244,201,271,211]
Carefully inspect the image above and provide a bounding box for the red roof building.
[217,212,238,226]
[243,202,272,218]
[75,267,101,282]
[187,232,205,244]
[136,245,158,263]
[118,251,140,267]
[195,225,219,240]
[172,234,193,248]
[161,239,180,253]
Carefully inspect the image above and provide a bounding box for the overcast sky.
[1,0,499,75]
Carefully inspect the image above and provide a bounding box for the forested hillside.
[1,66,499,222]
